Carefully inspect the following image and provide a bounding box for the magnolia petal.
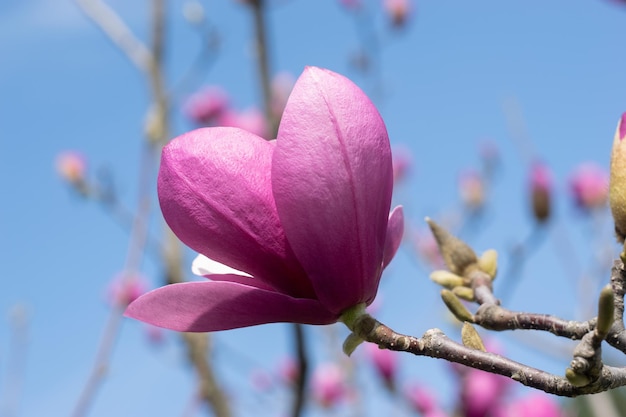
[382,205,404,269]
[273,67,393,314]
[191,253,252,277]
[125,281,336,332]
[158,127,314,298]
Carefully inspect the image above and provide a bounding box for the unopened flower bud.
[477,249,498,280]
[426,218,477,276]
[569,163,609,212]
[441,289,474,323]
[430,270,466,289]
[609,113,626,241]
[529,161,552,223]
[461,322,486,352]
[383,0,411,28]
[596,284,615,340]
[452,286,475,301]
[565,367,591,387]
[56,151,86,184]
[458,169,484,211]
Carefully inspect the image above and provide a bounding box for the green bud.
[452,286,475,301]
[441,289,474,323]
[461,322,486,352]
[596,284,615,339]
[477,249,498,280]
[430,270,466,289]
[426,217,477,276]
[565,367,591,387]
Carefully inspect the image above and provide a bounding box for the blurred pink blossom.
[462,369,511,417]
[183,86,230,125]
[218,108,269,139]
[250,368,273,392]
[56,151,86,184]
[458,169,484,211]
[312,363,347,408]
[339,0,362,10]
[412,227,444,269]
[392,147,412,184]
[383,0,412,28]
[405,383,440,415]
[108,273,148,307]
[568,163,609,211]
[278,357,299,385]
[270,72,295,120]
[494,392,565,417]
[365,343,397,391]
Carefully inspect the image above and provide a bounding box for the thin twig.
[74,0,152,73]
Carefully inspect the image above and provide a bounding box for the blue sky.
[1,1,626,416]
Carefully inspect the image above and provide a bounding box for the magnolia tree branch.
[350,314,626,397]
[377,219,626,396]
[74,0,232,415]
[74,0,152,72]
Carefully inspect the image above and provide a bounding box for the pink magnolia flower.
[568,163,609,211]
[312,363,348,408]
[126,67,404,332]
[183,86,230,125]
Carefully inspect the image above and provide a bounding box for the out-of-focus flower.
[312,363,347,408]
[413,228,444,269]
[365,343,397,391]
[218,107,269,139]
[278,357,299,385]
[610,113,626,241]
[568,163,609,211]
[270,72,295,121]
[56,151,87,184]
[250,368,273,392]
[108,273,148,308]
[383,0,412,28]
[183,86,230,125]
[144,325,165,346]
[126,67,404,332]
[529,161,552,223]
[392,147,412,184]
[405,383,442,415]
[494,392,565,417]
[462,369,511,417]
[458,169,484,211]
[339,0,362,10]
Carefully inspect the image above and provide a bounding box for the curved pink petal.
[382,205,404,269]
[272,67,393,314]
[158,127,314,298]
[125,280,336,332]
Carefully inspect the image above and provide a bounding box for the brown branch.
[350,314,626,397]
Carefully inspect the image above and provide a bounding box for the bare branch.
[74,0,152,72]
